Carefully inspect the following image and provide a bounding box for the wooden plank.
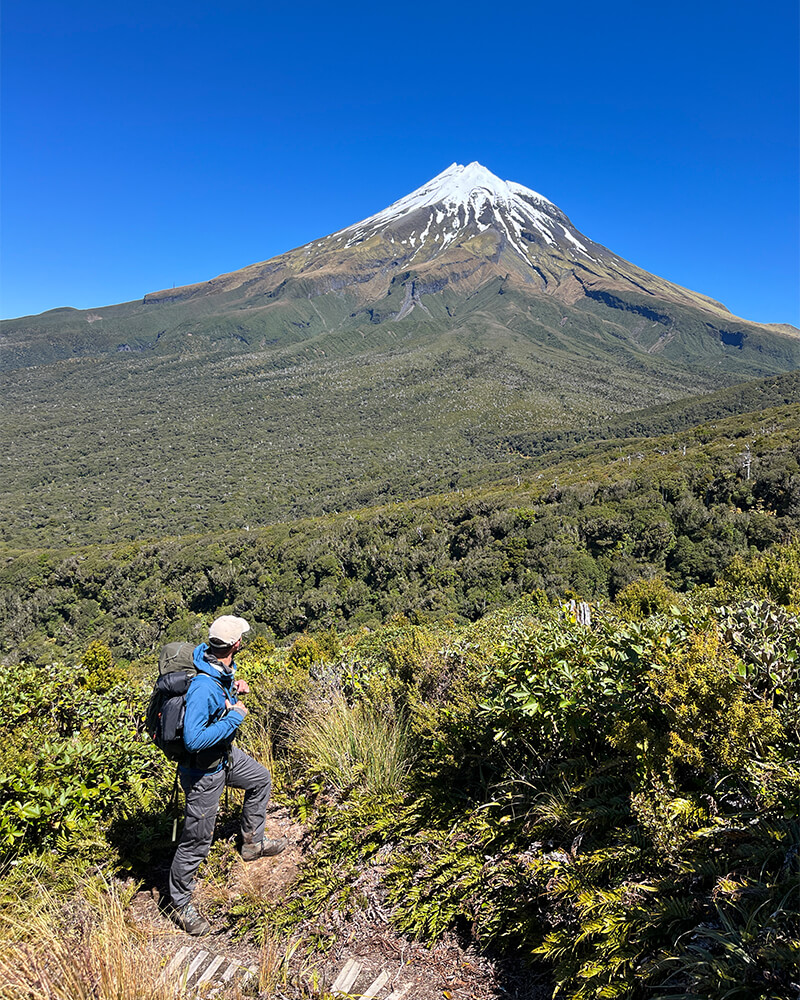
[196,954,225,985]
[240,964,258,987]
[163,945,191,979]
[332,957,363,993]
[221,961,239,982]
[185,950,209,982]
[385,984,413,1000]
[361,969,391,998]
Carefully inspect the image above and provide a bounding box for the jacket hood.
[193,643,236,680]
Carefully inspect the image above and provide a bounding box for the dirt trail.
[127,804,549,999]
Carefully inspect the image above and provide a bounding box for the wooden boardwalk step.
[196,954,225,985]
[220,960,239,982]
[185,950,209,982]
[163,944,191,979]
[386,983,413,1000]
[162,943,414,998]
[332,957,364,993]
[162,946,255,995]
[361,969,391,998]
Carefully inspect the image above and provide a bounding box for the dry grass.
[0,873,330,999]
[238,718,277,778]
[0,876,185,999]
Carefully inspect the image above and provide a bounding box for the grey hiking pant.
[169,745,272,909]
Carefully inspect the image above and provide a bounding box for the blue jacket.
[181,644,245,771]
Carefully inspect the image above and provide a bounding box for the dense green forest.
[3,402,798,665]
[0,541,798,997]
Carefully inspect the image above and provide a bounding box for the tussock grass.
[288,697,410,797]
[238,718,277,779]
[0,870,328,999]
[0,877,183,1000]
[253,931,326,996]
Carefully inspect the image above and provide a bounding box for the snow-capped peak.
[356,162,552,230]
[334,161,598,267]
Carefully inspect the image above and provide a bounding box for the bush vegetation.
[2,540,797,997]
[2,403,799,667]
[259,548,800,998]
[0,397,798,996]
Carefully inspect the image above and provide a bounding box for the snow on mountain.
[141,160,746,328]
[331,161,601,266]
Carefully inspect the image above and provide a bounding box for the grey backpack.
[145,642,197,761]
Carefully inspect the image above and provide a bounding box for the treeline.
[2,404,798,664]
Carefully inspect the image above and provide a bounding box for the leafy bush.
[615,577,680,620]
[275,587,799,998]
[286,633,327,671]
[716,600,800,738]
[720,537,800,608]
[0,659,171,867]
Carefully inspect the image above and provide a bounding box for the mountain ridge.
[3,162,798,373]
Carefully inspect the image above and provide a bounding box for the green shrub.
[0,660,170,865]
[615,577,679,620]
[80,641,126,693]
[243,658,314,752]
[719,538,800,608]
[286,633,326,670]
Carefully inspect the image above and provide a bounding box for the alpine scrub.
[0,650,171,859]
[0,543,797,997]
[263,555,799,999]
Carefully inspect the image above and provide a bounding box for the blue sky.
[2,0,798,326]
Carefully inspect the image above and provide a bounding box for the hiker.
[169,615,287,935]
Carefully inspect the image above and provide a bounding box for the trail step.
[161,946,255,994]
[362,969,391,998]
[185,950,209,982]
[221,960,239,982]
[332,957,363,993]
[162,945,413,998]
[163,944,191,979]
[386,984,413,1000]
[196,954,225,986]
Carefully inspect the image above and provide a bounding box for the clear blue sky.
[2,0,798,326]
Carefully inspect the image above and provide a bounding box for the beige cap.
[208,615,250,646]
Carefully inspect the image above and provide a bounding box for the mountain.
[2,163,798,548]
[141,160,762,332]
[3,162,799,370]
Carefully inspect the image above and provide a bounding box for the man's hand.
[225,698,248,718]
[234,678,250,695]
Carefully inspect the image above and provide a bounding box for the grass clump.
[287,698,410,798]
[0,877,183,1000]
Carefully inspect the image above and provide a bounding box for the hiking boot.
[172,902,210,936]
[241,836,288,861]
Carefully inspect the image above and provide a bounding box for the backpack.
[146,642,197,762]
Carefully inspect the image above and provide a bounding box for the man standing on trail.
[169,615,287,936]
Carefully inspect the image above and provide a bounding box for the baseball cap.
[208,615,251,647]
